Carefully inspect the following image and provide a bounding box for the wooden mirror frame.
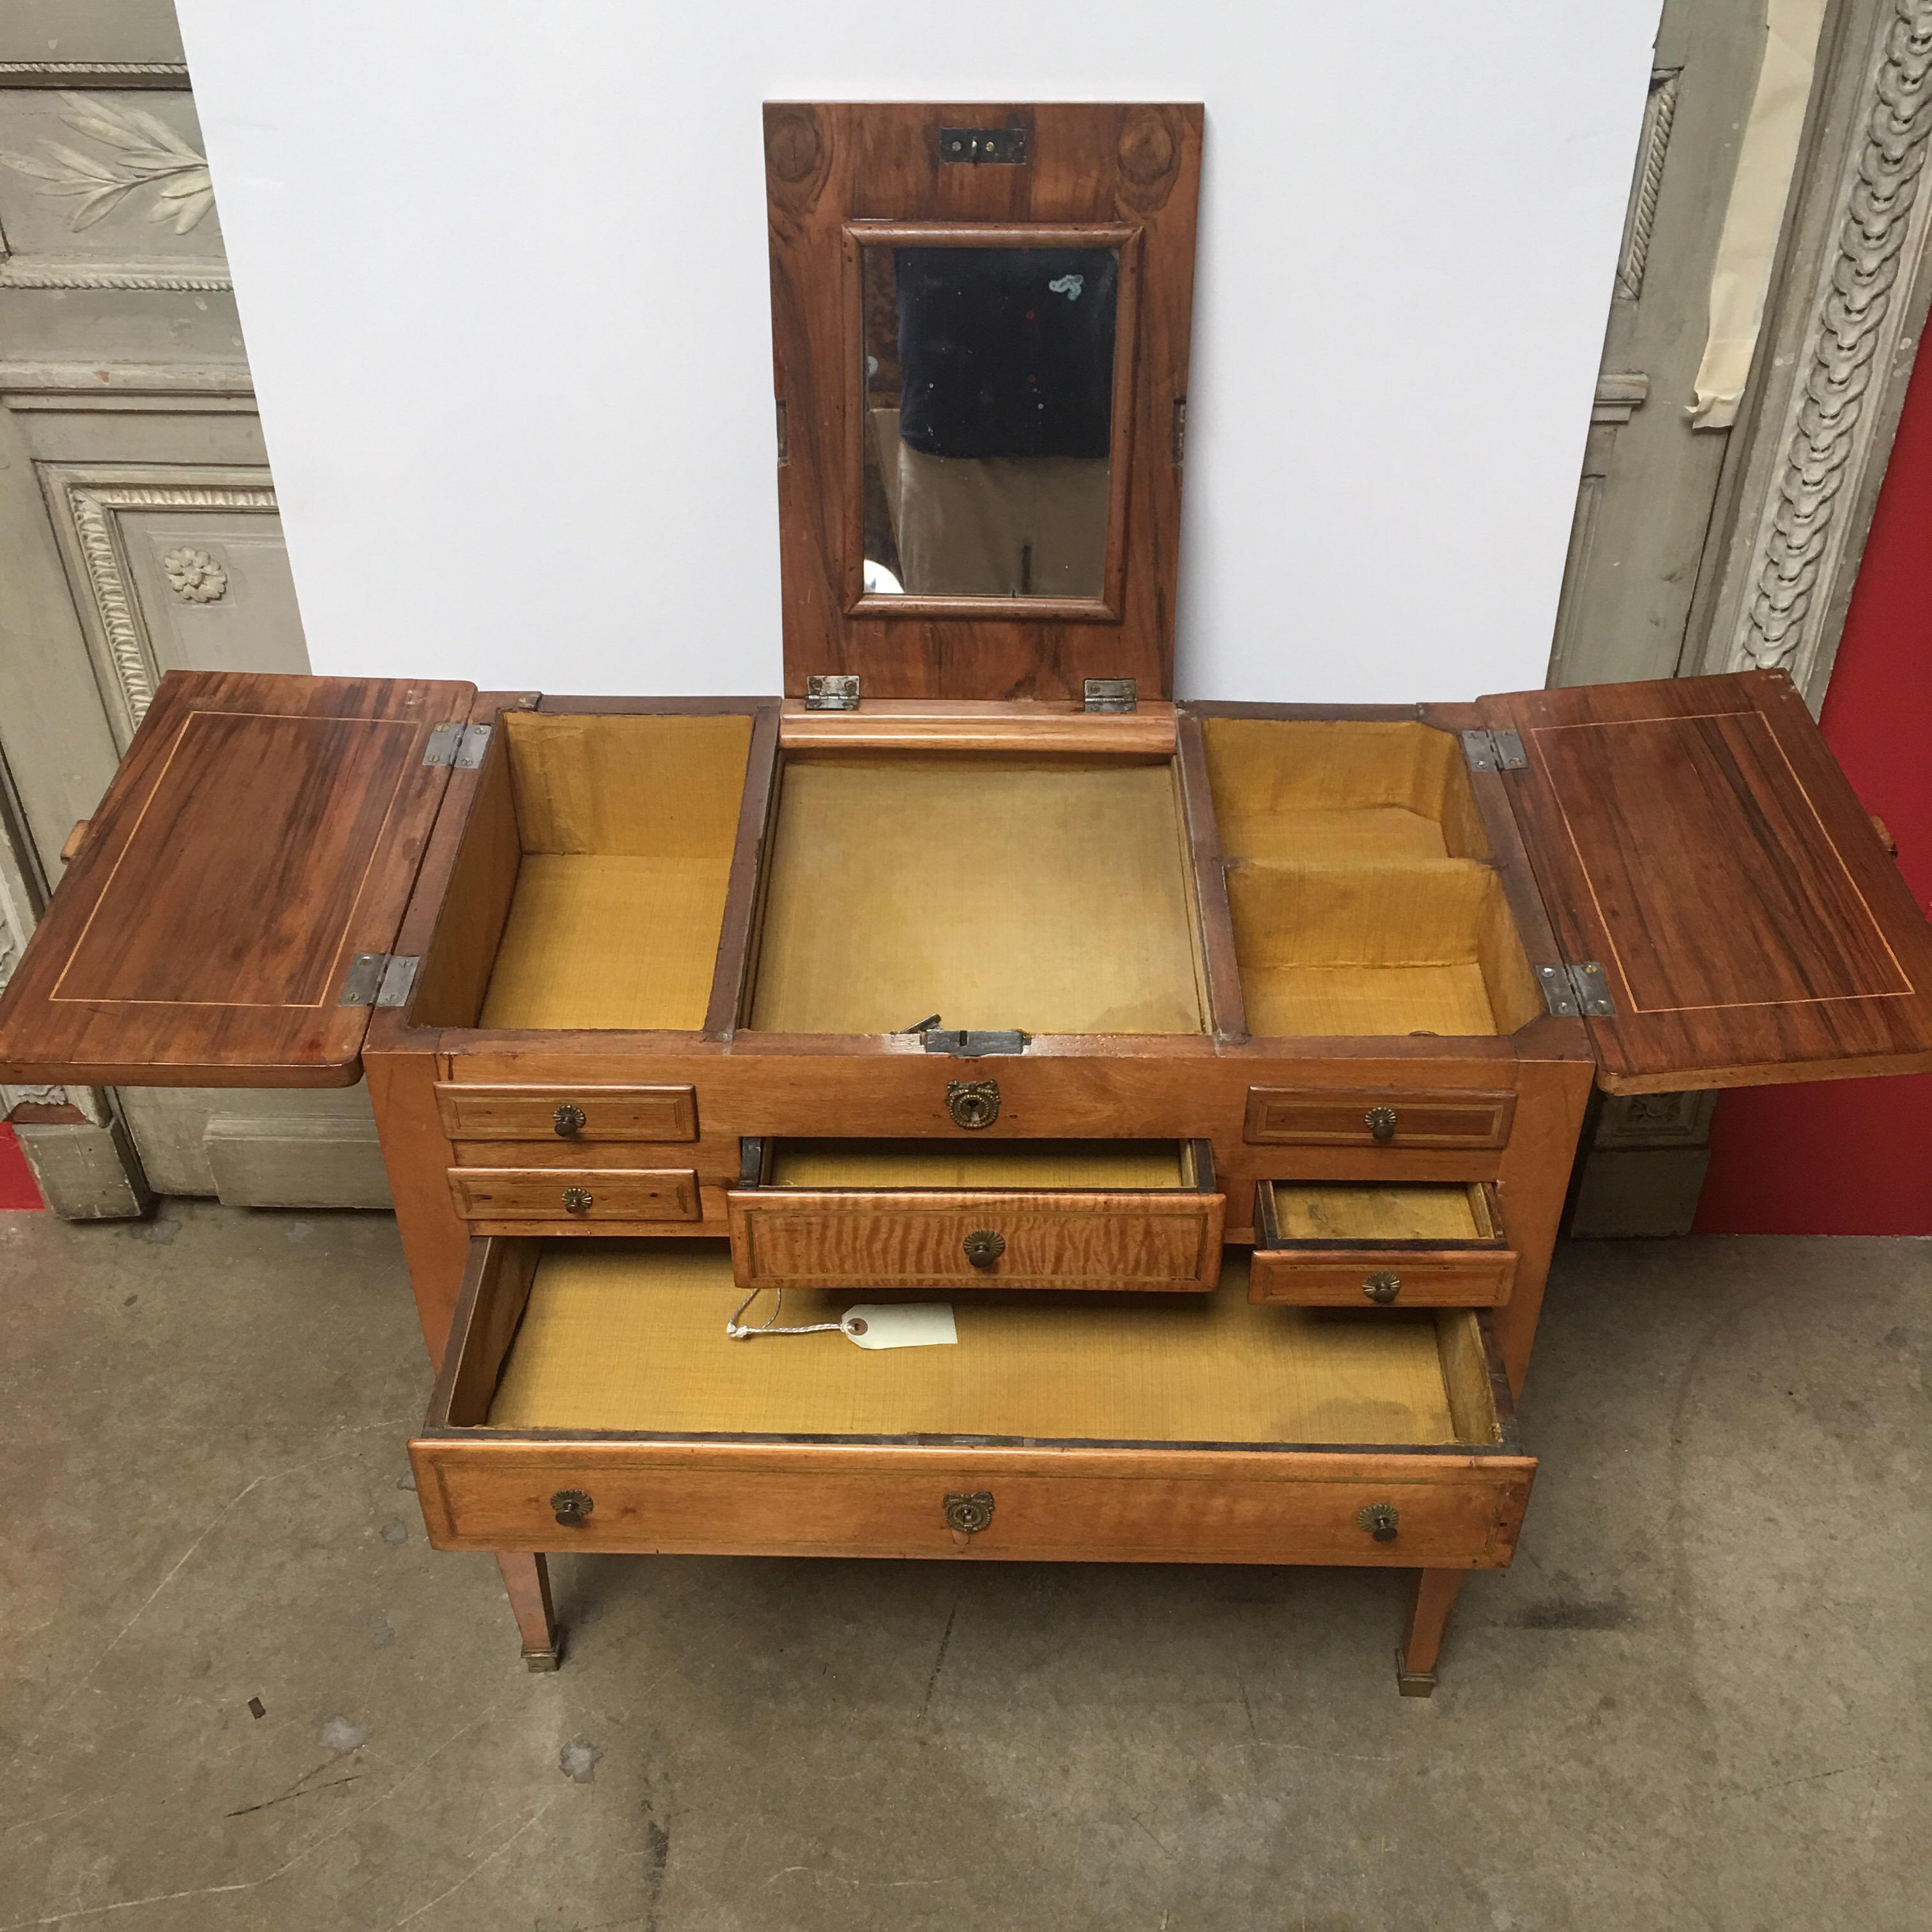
[766,102,1204,703]
[841,220,1144,624]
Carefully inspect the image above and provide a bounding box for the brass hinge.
[806,674,860,711]
[923,1028,1029,1057]
[1084,678,1137,713]
[454,723,492,769]
[1537,960,1616,1018]
[421,722,465,766]
[1460,728,1526,772]
[1172,397,1186,466]
[337,953,420,1009]
[775,399,788,466]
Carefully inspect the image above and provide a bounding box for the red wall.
[1695,331,1932,1234]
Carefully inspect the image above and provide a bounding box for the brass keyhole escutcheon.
[947,1079,1000,1130]
[1364,1105,1397,1144]
[963,1229,1006,1269]
[551,1488,594,1526]
[1357,1503,1400,1542]
[943,1491,995,1536]
[553,1103,586,1137]
[562,1186,594,1215]
[1363,1272,1402,1305]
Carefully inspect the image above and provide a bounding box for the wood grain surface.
[1487,670,1932,1091]
[0,670,471,1085]
[767,102,1200,700]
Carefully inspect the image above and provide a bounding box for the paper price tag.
[841,1304,957,1350]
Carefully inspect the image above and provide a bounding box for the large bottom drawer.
[411,1238,1534,1569]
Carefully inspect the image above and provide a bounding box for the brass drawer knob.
[551,1488,594,1526]
[1357,1503,1400,1542]
[944,1491,995,1536]
[1364,1105,1398,1144]
[553,1103,586,1137]
[1363,1272,1402,1305]
[962,1229,1006,1269]
[947,1079,1000,1130]
[562,1186,594,1215]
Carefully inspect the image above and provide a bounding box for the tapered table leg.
[1395,1568,1462,1696]
[496,1551,560,1671]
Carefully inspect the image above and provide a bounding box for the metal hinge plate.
[921,1029,1029,1058]
[422,722,464,767]
[806,675,860,712]
[337,953,420,1009]
[1461,728,1527,773]
[1084,678,1137,714]
[1537,960,1616,1018]
[454,723,492,769]
[939,126,1028,165]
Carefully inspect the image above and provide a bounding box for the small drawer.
[1244,1086,1515,1149]
[448,1167,702,1223]
[411,1237,1535,1570]
[728,1138,1223,1292]
[1250,1181,1515,1307]
[435,1083,698,1143]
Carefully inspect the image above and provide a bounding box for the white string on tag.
[724,1290,958,1349]
[724,1285,846,1340]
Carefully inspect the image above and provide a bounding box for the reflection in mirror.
[862,245,1118,601]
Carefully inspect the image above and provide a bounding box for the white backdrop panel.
[174,1,1659,701]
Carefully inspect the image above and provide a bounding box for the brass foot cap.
[1394,1649,1437,1697]
[523,1646,562,1673]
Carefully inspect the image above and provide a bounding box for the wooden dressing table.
[4,103,1929,1693]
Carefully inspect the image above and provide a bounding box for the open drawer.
[410,1239,1536,1569]
[726,1138,1225,1292]
[1250,1181,1516,1308]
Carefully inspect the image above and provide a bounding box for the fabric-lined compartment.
[1226,860,1540,1037]
[1265,1181,1490,1243]
[746,752,1208,1036]
[477,712,753,1031]
[766,1138,1188,1190]
[479,1240,1498,1446]
[1203,718,1492,864]
[1202,717,1537,1038]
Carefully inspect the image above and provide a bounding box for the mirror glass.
[861,243,1119,601]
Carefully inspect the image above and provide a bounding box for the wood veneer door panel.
[1488,671,1932,1092]
[726,1186,1225,1291]
[0,670,472,1087]
[410,1441,1533,1567]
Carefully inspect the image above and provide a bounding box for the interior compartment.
[746,753,1207,1035]
[762,1138,1193,1190]
[1204,719,1540,1036]
[459,1240,1504,1446]
[413,712,753,1031]
[1261,1181,1494,1243]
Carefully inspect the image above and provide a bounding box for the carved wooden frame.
[1690,0,1932,705]
[765,102,1202,703]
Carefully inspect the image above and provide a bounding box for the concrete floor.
[1,1204,1926,1932]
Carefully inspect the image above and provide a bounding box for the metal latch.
[1537,961,1616,1018]
[1084,678,1137,714]
[923,1029,1028,1057]
[454,723,492,769]
[421,722,464,766]
[906,1015,1029,1057]
[1461,728,1526,772]
[939,126,1027,165]
[337,953,420,1009]
[806,675,860,711]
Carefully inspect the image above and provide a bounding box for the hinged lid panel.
[766,102,1201,703]
[0,670,473,1087]
[1484,671,1932,1093]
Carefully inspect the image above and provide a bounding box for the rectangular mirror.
[847,224,1140,613]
